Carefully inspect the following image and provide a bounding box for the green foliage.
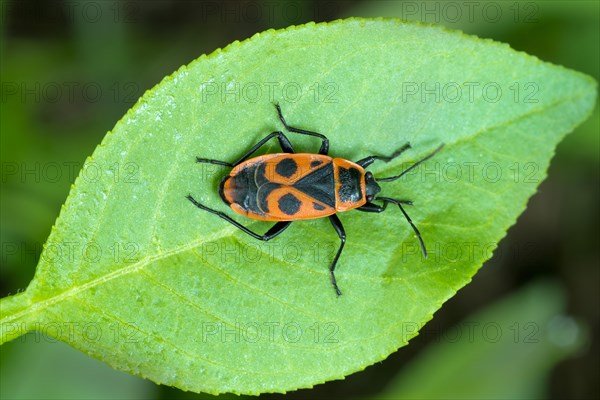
[0,18,596,394]
[374,280,585,399]
[0,334,153,400]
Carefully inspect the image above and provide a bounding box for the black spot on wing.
[313,202,325,211]
[275,157,298,178]
[278,193,301,215]
[310,159,323,168]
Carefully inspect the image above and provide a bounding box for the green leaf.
[374,280,586,400]
[0,18,596,394]
[1,332,155,399]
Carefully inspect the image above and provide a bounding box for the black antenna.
[377,144,445,182]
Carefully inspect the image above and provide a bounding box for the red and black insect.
[187,104,443,296]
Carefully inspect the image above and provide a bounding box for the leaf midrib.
[1,86,589,336]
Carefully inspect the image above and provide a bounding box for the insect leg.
[356,200,412,213]
[187,195,292,240]
[196,131,294,167]
[365,197,427,258]
[355,143,411,168]
[328,214,346,296]
[275,103,329,155]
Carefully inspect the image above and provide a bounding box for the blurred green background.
[1,1,598,399]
